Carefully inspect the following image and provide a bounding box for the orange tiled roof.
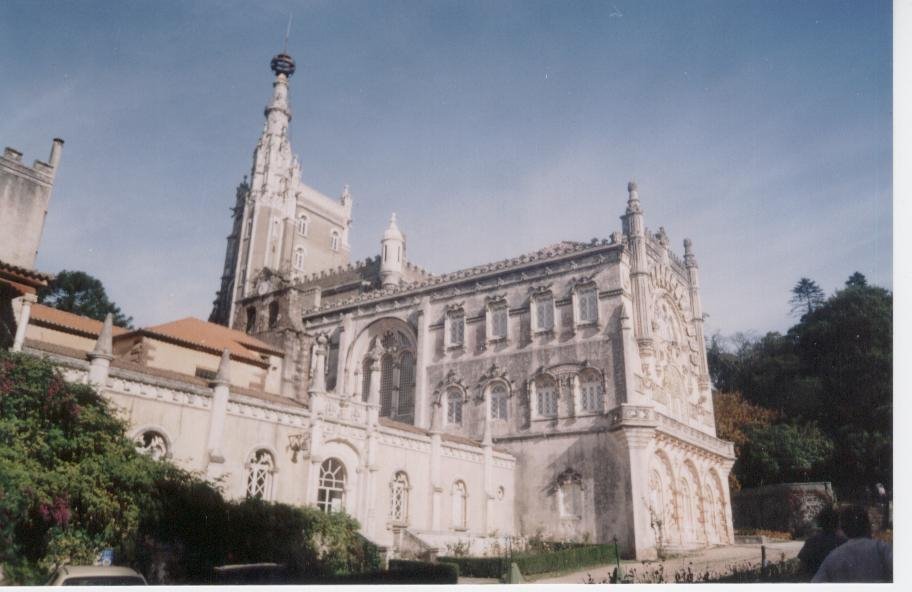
[136,317,284,361]
[29,303,130,338]
[0,258,53,294]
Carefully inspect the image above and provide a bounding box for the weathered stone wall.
[0,141,61,269]
[731,482,835,536]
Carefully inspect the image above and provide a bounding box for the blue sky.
[0,0,892,336]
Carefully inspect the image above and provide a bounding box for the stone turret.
[88,313,114,387]
[380,213,405,288]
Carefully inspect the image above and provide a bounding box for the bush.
[438,556,505,578]
[321,560,458,584]
[514,544,617,577]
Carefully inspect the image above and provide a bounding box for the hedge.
[439,544,617,579]
[514,544,617,576]
[438,556,505,578]
[318,560,458,584]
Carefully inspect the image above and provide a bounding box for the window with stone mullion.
[449,313,465,346]
[490,385,508,420]
[536,297,554,331]
[398,352,416,420]
[578,287,598,324]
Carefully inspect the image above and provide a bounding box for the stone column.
[206,350,231,467]
[429,397,444,531]
[87,313,114,388]
[620,182,654,358]
[414,297,432,429]
[11,293,36,352]
[684,239,710,390]
[336,313,353,395]
[618,302,644,404]
[481,400,494,534]
[366,338,384,426]
[611,406,658,560]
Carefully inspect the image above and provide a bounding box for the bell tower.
[210,50,353,327]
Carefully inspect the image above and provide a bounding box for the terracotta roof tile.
[30,304,129,338]
[136,317,283,361]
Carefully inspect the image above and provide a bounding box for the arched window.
[246,449,275,500]
[317,458,346,514]
[294,246,307,271]
[578,370,604,413]
[490,383,508,420]
[389,471,409,525]
[557,469,583,518]
[296,214,309,236]
[446,387,463,425]
[330,230,341,251]
[452,480,467,530]
[398,351,415,420]
[134,430,168,461]
[535,376,558,417]
[380,353,395,417]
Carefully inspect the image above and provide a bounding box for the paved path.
[532,541,804,584]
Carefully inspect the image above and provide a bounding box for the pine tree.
[789,277,825,318]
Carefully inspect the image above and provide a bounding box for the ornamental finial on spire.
[270,52,296,77]
[626,179,641,214]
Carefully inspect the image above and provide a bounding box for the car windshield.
[63,576,146,585]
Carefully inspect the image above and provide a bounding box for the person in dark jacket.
[798,505,846,577]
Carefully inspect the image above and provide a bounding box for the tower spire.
[283,13,293,54]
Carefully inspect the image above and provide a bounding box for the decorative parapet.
[607,404,659,429]
[654,411,735,459]
[321,393,371,425]
[301,239,623,317]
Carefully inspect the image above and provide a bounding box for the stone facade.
[205,51,736,558]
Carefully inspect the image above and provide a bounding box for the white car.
[47,565,147,586]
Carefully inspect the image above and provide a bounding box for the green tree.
[737,422,834,487]
[0,351,164,583]
[845,271,868,288]
[789,277,825,318]
[37,270,133,328]
[712,391,778,490]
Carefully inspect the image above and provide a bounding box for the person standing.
[798,506,847,577]
[812,505,892,583]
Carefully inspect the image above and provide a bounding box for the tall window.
[452,480,467,529]
[296,214,309,236]
[533,295,554,332]
[330,230,341,251]
[536,376,558,417]
[135,430,168,460]
[268,301,279,328]
[389,472,409,525]
[576,285,598,325]
[579,371,604,413]
[446,387,463,425]
[398,351,416,420]
[380,354,395,417]
[245,306,256,333]
[361,358,372,402]
[246,449,275,500]
[446,310,465,348]
[488,303,508,341]
[490,383,508,420]
[317,458,346,514]
[294,246,306,271]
